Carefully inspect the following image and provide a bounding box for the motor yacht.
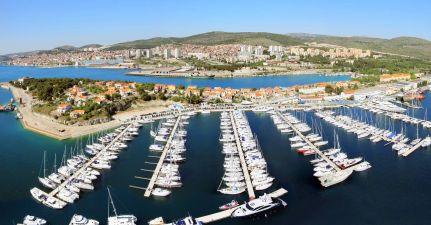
[69,214,99,225]
[231,194,286,218]
[21,215,47,225]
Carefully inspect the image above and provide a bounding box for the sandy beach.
[4,82,170,140]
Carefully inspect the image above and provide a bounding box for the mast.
[43,151,46,177]
[52,153,57,173]
[107,187,118,217]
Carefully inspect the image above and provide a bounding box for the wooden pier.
[47,123,134,200]
[196,188,288,224]
[276,111,341,171]
[143,116,182,197]
[230,111,255,200]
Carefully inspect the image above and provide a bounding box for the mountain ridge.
[3,32,431,60]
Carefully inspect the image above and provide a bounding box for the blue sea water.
[0,66,350,88]
[0,66,431,224]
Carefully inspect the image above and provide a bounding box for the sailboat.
[410,123,422,146]
[107,188,137,225]
[38,151,57,189]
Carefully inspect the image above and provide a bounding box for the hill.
[4,32,431,60]
[79,44,103,49]
[109,32,431,60]
[53,45,78,51]
[293,35,431,60]
[108,31,304,50]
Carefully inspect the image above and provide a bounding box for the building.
[144,49,152,58]
[57,103,72,114]
[380,73,411,83]
[70,109,85,118]
[173,48,181,58]
[254,46,264,56]
[298,86,325,94]
[135,49,142,58]
[17,76,34,85]
[163,49,171,59]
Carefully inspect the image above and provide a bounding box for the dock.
[276,111,341,171]
[230,111,255,200]
[402,139,425,157]
[196,188,288,224]
[143,116,182,197]
[47,123,134,199]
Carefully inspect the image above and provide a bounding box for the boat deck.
[230,111,255,200]
[144,116,182,197]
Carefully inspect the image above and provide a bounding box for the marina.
[2,0,431,223]
[316,107,431,157]
[30,123,136,209]
[227,111,255,199]
[1,68,431,224]
[142,116,182,197]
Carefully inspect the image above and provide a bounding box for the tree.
[325,85,334,94]
[157,93,168,101]
[335,87,344,95]
[178,84,185,90]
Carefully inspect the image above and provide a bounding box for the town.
[8,71,429,127]
[5,42,387,78]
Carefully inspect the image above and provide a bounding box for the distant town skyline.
[1,0,430,55]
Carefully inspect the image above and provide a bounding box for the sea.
[0,66,350,88]
[1,66,431,225]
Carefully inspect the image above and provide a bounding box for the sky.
[0,0,430,55]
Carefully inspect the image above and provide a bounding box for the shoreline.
[3,82,169,140]
[126,69,353,78]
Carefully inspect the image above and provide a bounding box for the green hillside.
[108,32,431,60]
[295,35,431,60]
[108,32,303,50]
[79,44,103,49]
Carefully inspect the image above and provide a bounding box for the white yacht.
[319,169,353,187]
[165,216,203,225]
[69,214,99,225]
[218,187,246,195]
[354,161,372,172]
[231,194,286,218]
[21,215,47,225]
[151,188,171,197]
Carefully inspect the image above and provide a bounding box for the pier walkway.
[402,139,425,157]
[196,188,288,224]
[230,111,255,200]
[48,123,133,199]
[144,116,182,197]
[276,111,341,172]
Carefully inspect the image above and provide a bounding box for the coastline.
[126,69,353,78]
[3,82,169,140]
